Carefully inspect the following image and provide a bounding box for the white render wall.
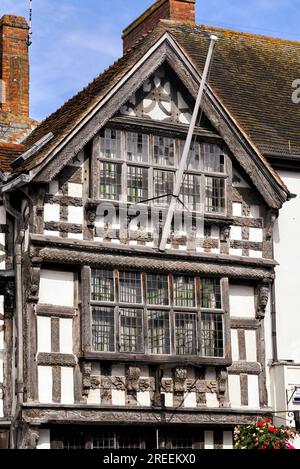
[274,170,300,362]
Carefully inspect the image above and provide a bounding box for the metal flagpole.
[159,34,218,252]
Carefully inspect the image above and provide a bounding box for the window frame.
[95,126,229,215]
[86,266,229,363]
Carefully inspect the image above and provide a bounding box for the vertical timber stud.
[159,35,218,251]
[221,277,232,362]
[81,266,91,352]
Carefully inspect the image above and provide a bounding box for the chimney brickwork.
[123,0,195,53]
[0,15,29,118]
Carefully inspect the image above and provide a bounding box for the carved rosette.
[174,367,187,393]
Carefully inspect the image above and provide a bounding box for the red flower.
[258,421,265,428]
[269,427,276,433]
[265,418,271,424]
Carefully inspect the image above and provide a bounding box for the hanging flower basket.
[234,418,299,449]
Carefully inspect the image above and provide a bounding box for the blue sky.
[1,0,299,121]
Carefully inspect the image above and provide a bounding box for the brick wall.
[123,0,195,53]
[0,15,29,117]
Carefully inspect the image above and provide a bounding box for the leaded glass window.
[127,166,148,203]
[175,312,197,355]
[146,274,169,305]
[119,271,142,304]
[120,308,143,353]
[174,276,195,307]
[153,136,175,166]
[148,310,170,354]
[99,162,122,200]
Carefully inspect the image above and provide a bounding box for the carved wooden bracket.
[82,362,92,397]
[174,367,187,392]
[18,425,40,449]
[126,366,141,391]
[256,280,270,319]
[27,265,42,303]
[220,224,231,242]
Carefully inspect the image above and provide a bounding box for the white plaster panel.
[250,205,260,218]
[39,270,74,307]
[232,203,242,217]
[137,391,151,407]
[184,392,197,408]
[38,366,53,404]
[223,431,233,449]
[87,389,101,405]
[68,183,83,198]
[229,284,255,318]
[231,329,239,361]
[204,431,214,449]
[245,330,257,362]
[49,181,59,196]
[44,230,60,237]
[44,203,60,222]
[230,226,242,241]
[163,393,173,407]
[206,393,219,408]
[0,322,4,350]
[68,233,83,240]
[229,248,243,257]
[37,317,51,353]
[249,250,263,259]
[68,206,83,224]
[37,430,51,450]
[249,228,263,242]
[112,389,125,406]
[0,205,7,224]
[228,374,241,408]
[0,399,3,418]
[247,375,260,408]
[61,367,74,404]
[59,318,73,354]
[0,296,3,314]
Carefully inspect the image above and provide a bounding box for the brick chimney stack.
[0,15,29,117]
[122,0,195,53]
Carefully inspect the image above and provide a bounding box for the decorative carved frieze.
[111,376,126,391]
[161,378,173,393]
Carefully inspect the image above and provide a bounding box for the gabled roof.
[9,20,298,201]
[0,142,25,172]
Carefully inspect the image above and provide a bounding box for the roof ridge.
[190,21,300,45]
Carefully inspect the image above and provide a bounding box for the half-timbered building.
[1,0,300,449]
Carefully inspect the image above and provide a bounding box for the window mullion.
[169,274,175,355]
[142,272,148,354]
[122,163,127,204]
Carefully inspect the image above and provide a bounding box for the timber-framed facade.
[1,0,300,449]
